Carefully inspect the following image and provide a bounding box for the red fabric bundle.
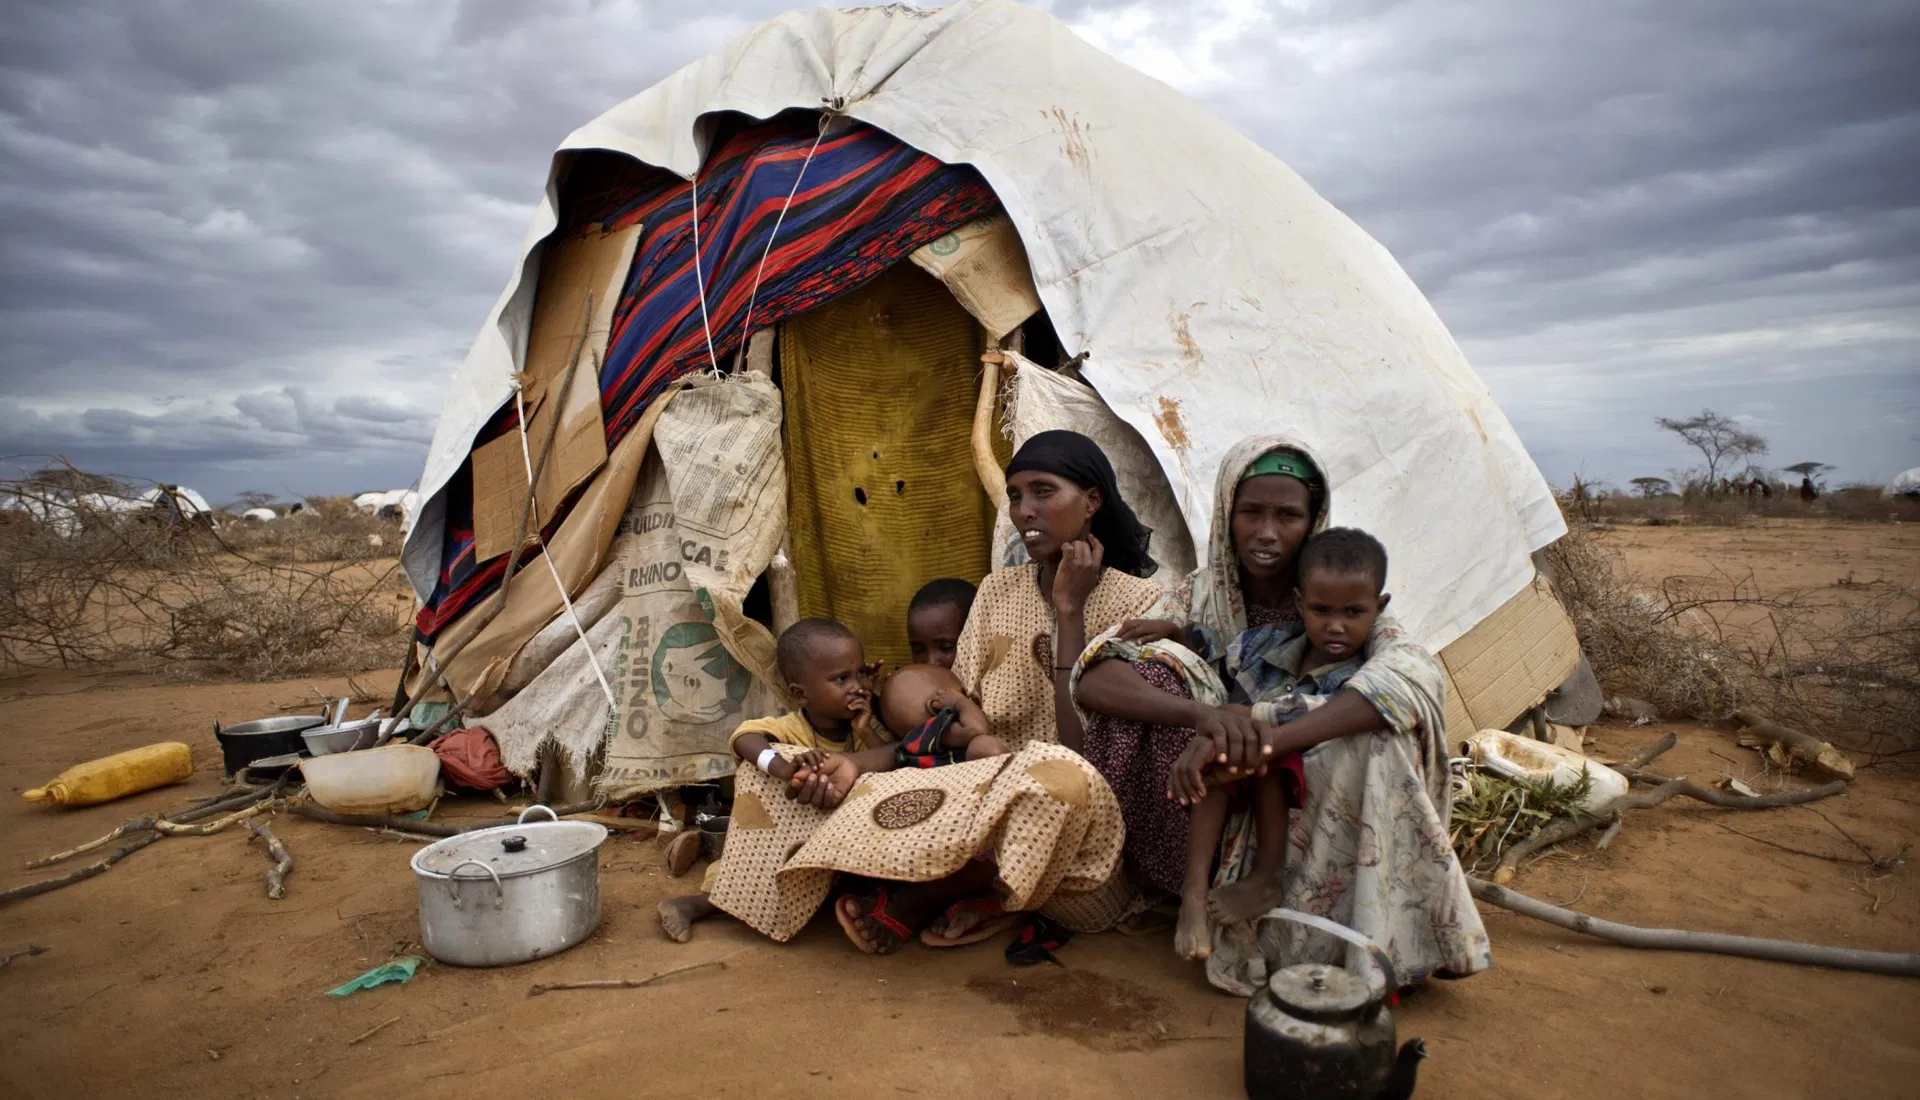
[433,727,513,791]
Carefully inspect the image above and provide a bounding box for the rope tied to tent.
[509,346,620,716]
[687,107,838,377]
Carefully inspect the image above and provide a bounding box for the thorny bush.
[1544,515,1919,757]
[0,481,409,679]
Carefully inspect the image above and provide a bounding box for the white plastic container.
[301,744,442,814]
[1461,729,1627,812]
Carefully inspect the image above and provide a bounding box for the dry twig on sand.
[528,959,727,996]
[247,821,294,900]
[347,1016,401,1046]
[0,831,160,906]
[1468,878,1920,978]
[25,816,156,869]
[0,944,49,967]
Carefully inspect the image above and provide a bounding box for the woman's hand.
[1191,702,1270,777]
[1117,618,1183,644]
[1050,533,1105,616]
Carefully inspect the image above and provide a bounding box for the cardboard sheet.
[472,223,639,562]
[910,214,1042,341]
[1439,574,1583,734]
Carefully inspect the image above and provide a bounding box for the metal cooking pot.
[214,715,325,776]
[410,806,607,967]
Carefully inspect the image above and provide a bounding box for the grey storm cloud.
[2,0,1917,506]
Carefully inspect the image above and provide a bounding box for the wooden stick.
[1732,710,1855,781]
[527,959,726,996]
[0,944,48,967]
[1615,770,1847,808]
[26,816,156,869]
[247,821,294,900]
[1621,732,1678,769]
[1467,877,1920,978]
[970,351,1007,505]
[0,831,159,906]
[157,802,271,836]
[1492,773,1844,883]
[407,691,472,746]
[167,783,275,825]
[347,1015,401,1046]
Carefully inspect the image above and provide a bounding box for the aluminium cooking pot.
[410,805,608,967]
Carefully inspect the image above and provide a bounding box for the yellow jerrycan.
[24,742,194,807]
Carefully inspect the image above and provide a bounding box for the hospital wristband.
[756,748,779,773]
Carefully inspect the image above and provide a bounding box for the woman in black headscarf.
[951,429,1169,754]
[835,430,1172,952]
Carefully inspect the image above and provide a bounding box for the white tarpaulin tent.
[1890,468,1920,497]
[405,0,1564,656]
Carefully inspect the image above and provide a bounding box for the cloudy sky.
[3,0,1915,505]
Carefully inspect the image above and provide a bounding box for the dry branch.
[247,821,293,900]
[1468,878,1920,978]
[0,830,159,906]
[407,692,472,746]
[527,959,726,996]
[1491,772,1847,883]
[25,816,156,869]
[0,944,48,967]
[1621,732,1678,769]
[1733,710,1856,781]
[156,801,272,836]
[347,1016,401,1046]
[1615,770,1847,807]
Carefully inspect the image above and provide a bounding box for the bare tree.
[1656,410,1768,488]
[228,490,280,512]
[1630,477,1673,498]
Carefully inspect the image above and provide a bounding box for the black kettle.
[1244,909,1426,1100]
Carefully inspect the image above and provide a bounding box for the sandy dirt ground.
[1,521,1915,1099]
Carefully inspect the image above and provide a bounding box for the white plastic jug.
[301,744,441,814]
[1461,729,1627,811]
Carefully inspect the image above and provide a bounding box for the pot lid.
[1266,963,1374,1021]
[413,821,608,879]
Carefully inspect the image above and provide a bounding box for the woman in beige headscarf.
[1074,435,1490,994]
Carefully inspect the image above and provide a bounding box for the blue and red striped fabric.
[417,116,998,639]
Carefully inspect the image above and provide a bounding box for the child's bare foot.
[1206,873,1286,925]
[657,894,718,942]
[1174,888,1213,961]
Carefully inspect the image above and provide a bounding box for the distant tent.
[402,0,1576,794]
[242,507,279,522]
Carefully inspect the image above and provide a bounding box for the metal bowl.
[302,718,385,756]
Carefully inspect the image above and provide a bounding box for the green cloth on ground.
[325,955,424,997]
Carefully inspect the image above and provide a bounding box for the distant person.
[1800,476,1818,502]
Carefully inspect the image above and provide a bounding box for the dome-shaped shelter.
[402,0,1574,792]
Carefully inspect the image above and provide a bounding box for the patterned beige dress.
[952,564,1172,749]
[707,564,1168,941]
